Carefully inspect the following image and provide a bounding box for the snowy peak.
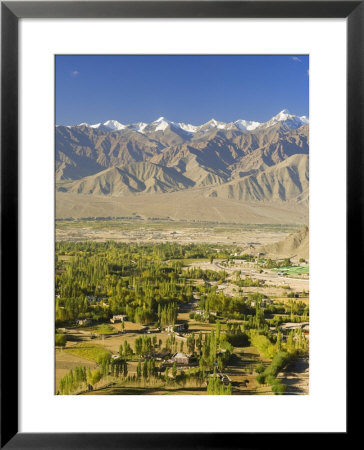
[260,110,309,130]
[102,120,126,131]
[234,119,261,131]
[199,118,227,131]
[298,115,309,124]
[273,109,295,122]
[152,117,171,132]
[77,119,125,131]
[129,122,148,133]
[71,110,308,134]
[149,117,199,134]
[277,108,290,117]
[177,122,199,133]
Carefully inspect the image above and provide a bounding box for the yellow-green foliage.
[250,331,276,359]
[255,351,290,395]
[88,369,103,386]
[91,324,116,335]
[65,343,111,362]
[55,334,67,347]
[207,373,232,395]
[58,366,87,395]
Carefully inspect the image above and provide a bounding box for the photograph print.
[55,55,309,396]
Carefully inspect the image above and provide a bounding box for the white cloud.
[292,56,302,63]
[71,70,79,76]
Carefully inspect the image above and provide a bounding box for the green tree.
[143,360,148,379]
[164,367,170,383]
[136,361,142,379]
[172,362,177,379]
[255,364,265,374]
[271,380,287,395]
[55,334,67,348]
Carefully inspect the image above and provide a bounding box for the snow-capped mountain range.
[61,110,308,134]
[56,107,309,217]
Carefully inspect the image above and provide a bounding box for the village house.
[76,318,92,326]
[251,299,272,308]
[280,322,309,331]
[110,314,127,323]
[165,323,185,333]
[171,352,190,365]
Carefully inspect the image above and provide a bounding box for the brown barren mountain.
[55,117,309,223]
[205,154,309,203]
[258,226,309,260]
[57,162,194,195]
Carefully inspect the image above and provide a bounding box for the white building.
[110,314,127,323]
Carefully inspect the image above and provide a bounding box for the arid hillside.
[56,111,309,222]
[258,226,309,260]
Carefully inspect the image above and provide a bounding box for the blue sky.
[55,55,309,125]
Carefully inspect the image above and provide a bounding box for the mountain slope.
[56,111,309,183]
[55,110,309,221]
[57,162,194,195]
[56,126,163,181]
[258,226,309,260]
[149,124,308,186]
[205,154,309,202]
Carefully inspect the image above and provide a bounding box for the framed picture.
[1,0,356,447]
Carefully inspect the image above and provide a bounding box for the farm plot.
[272,266,309,275]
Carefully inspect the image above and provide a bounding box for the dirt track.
[188,259,309,293]
[278,357,309,395]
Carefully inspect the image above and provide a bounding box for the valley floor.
[56,218,299,255]
[56,191,308,224]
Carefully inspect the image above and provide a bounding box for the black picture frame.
[1,1,356,448]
